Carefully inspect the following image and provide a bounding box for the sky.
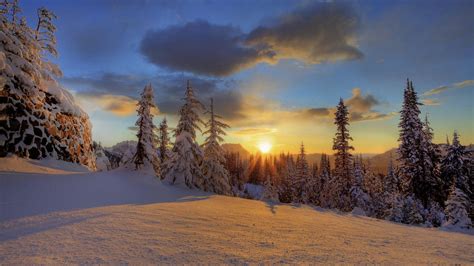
[21,0,474,154]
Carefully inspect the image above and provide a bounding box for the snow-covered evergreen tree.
[158,117,171,164]
[441,132,471,201]
[293,142,310,202]
[262,175,279,202]
[350,156,371,214]
[331,98,354,211]
[442,132,472,228]
[444,186,472,229]
[419,114,443,205]
[35,7,57,57]
[397,79,432,208]
[162,80,205,188]
[318,153,332,208]
[133,84,160,175]
[302,162,321,205]
[201,98,232,195]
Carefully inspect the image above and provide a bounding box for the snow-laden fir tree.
[441,131,471,201]
[162,80,205,188]
[201,98,232,195]
[293,142,310,202]
[444,186,472,229]
[350,155,371,214]
[318,153,332,208]
[158,117,171,164]
[262,175,279,202]
[133,84,160,175]
[35,7,57,57]
[302,162,320,205]
[331,98,354,211]
[381,154,402,218]
[397,79,431,207]
[419,114,443,205]
[442,132,472,228]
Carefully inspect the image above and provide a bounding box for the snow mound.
[0,156,90,174]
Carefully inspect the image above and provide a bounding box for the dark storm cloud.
[140,20,276,77]
[139,2,362,76]
[62,73,244,120]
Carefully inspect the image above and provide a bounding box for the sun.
[258,141,272,153]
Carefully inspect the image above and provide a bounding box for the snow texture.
[0,157,473,264]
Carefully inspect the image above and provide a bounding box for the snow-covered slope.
[0,158,473,264]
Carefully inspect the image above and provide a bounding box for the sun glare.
[258,142,272,153]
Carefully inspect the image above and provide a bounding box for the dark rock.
[8,119,20,131]
[24,134,34,145]
[28,147,40,159]
[46,143,53,152]
[34,137,41,147]
[33,127,43,137]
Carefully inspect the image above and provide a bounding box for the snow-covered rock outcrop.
[0,13,96,169]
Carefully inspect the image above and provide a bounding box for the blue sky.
[20,0,474,153]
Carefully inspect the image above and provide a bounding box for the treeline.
[132,79,472,229]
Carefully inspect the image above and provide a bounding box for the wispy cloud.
[423,79,474,96]
[422,98,441,106]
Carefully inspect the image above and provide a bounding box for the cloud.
[423,85,450,96]
[304,108,331,118]
[422,98,441,106]
[423,79,474,96]
[139,2,362,76]
[140,20,276,76]
[345,88,379,113]
[231,128,278,136]
[62,73,244,120]
[295,88,393,122]
[76,94,138,116]
[453,80,474,88]
[245,2,362,64]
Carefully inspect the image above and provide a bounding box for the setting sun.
[258,142,272,153]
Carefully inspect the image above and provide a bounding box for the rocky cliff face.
[0,74,96,169]
[0,16,96,169]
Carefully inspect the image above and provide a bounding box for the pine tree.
[133,84,160,175]
[201,98,232,195]
[350,156,371,214]
[158,117,170,164]
[420,114,443,205]
[318,153,331,208]
[441,132,471,201]
[442,132,472,228]
[35,7,57,57]
[444,186,472,229]
[397,79,432,208]
[162,80,205,188]
[293,142,310,202]
[332,98,354,211]
[10,0,20,23]
[262,175,279,202]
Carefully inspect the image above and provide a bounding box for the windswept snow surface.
[1,158,473,264]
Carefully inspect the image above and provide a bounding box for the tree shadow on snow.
[0,213,109,242]
[0,169,212,222]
